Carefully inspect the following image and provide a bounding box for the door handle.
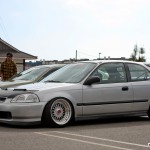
[122,86,128,91]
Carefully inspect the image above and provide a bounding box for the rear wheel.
[42,98,73,127]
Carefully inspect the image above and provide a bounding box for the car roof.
[76,60,145,65]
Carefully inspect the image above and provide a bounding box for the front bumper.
[0,98,46,125]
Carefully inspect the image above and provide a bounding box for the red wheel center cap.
[57,109,61,114]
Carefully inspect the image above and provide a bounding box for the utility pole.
[99,53,101,60]
[76,50,77,61]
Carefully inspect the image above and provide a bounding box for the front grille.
[0,111,12,119]
[0,96,7,102]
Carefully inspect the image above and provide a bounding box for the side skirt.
[75,110,148,121]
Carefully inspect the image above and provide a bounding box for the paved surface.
[0,116,150,150]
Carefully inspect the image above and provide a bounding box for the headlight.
[11,94,40,103]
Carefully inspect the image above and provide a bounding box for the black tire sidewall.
[42,98,73,127]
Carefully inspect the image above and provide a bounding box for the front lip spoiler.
[0,120,41,126]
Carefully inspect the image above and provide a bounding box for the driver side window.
[90,63,127,84]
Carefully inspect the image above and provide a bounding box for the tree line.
[129,44,145,62]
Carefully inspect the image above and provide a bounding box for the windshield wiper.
[44,80,61,83]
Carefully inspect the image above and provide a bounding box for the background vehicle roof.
[31,64,66,68]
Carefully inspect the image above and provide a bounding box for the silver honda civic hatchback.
[0,60,150,127]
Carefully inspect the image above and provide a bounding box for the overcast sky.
[0,0,150,61]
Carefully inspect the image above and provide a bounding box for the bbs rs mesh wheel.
[42,98,74,127]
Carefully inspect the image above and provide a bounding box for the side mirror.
[83,76,100,85]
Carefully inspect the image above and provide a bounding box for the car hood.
[0,80,30,88]
[7,82,77,91]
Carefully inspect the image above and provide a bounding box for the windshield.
[41,63,96,83]
[11,67,49,81]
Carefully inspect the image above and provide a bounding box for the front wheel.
[42,98,74,127]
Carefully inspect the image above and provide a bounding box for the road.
[0,116,150,150]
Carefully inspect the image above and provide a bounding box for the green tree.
[129,44,146,62]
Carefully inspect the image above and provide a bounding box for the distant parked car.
[0,60,150,127]
[0,64,65,89]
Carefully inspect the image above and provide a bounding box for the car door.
[126,63,150,111]
[82,62,134,115]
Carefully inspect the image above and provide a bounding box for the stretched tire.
[42,98,74,127]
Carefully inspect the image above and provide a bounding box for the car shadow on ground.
[0,116,149,130]
[71,115,150,129]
